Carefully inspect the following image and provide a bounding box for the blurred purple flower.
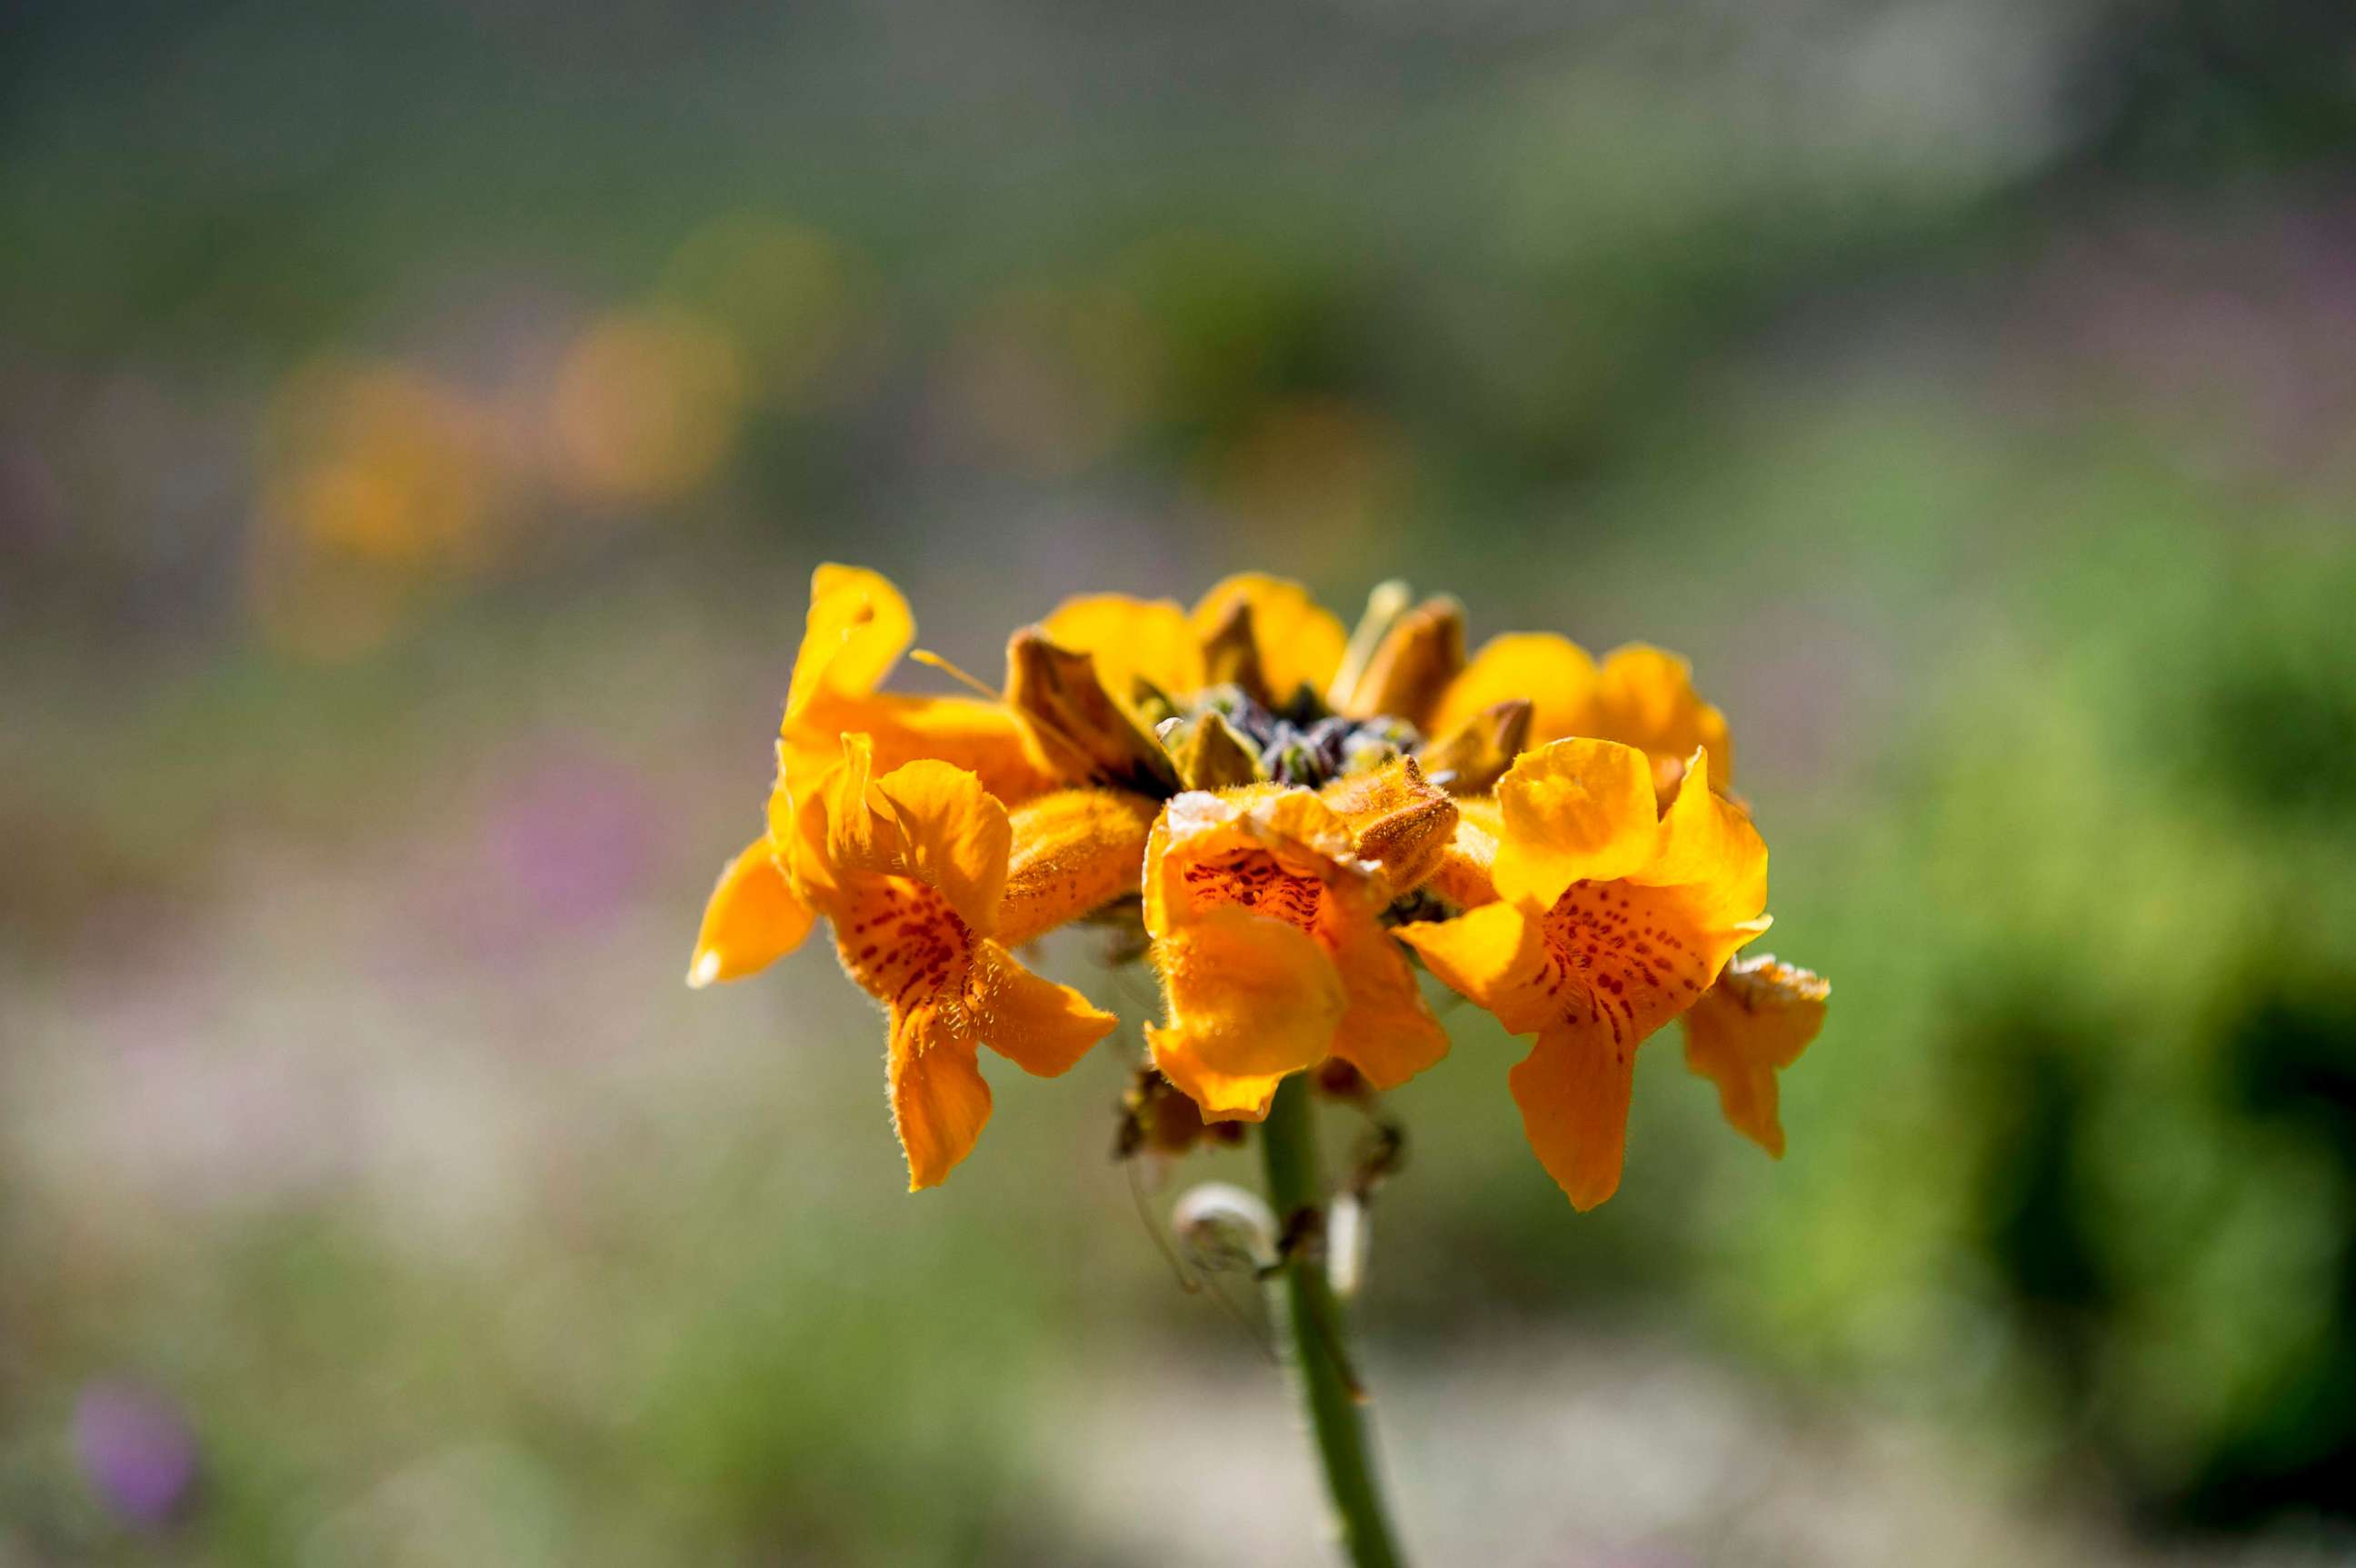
[73,1382,199,1528]
[484,748,657,927]
[0,434,65,554]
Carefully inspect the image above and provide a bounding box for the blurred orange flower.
[546,309,746,507]
[250,358,516,657]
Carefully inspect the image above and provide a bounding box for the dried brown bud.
[1119,1064,1249,1158]
[1158,709,1266,791]
[1327,580,1413,711]
[1335,596,1464,728]
[1198,597,1271,706]
[1318,755,1459,894]
[1415,697,1532,796]
[1314,1058,1373,1103]
[1007,629,1182,796]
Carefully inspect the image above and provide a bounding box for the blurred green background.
[5,1,2356,1563]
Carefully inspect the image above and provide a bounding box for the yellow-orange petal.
[1432,632,1599,749]
[1592,644,1735,790]
[1393,901,1558,1035]
[784,564,914,724]
[1141,785,1363,936]
[1507,1020,1639,1210]
[1039,593,1202,706]
[688,834,815,986]
[1190,574,1348,704]
[1148,1029,1286,1123]
[869,759,1013,934]
[888,1004,993,1192]
[824,872,972,1009]
[767,739,843,903]
[1150,904,1347,1079]
[999,789,1160,947]
[969,939,1117,1076]
[1323,914,1449,1090]
[793,691,1052,808]
[1681,953,1828,1157]
[1239,786,1363,868]
[1319,757,1459,895]
[1533,877,1760,1052]
[1648,746,1766,926]
[1492,738,1659,908]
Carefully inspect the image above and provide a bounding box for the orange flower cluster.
[691,567,1827,1204]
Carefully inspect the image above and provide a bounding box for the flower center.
[1537,879,1713,1047]
[836,877,974,1008]
[1175,844,1331,931]
[1156,684,1423,789]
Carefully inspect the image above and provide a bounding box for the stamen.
[909,647,1002,701]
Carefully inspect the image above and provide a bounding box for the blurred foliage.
[1723,522,2356,1526]
[2062,0,2356,179]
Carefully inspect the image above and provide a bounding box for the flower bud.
[1198,597,1272,707]
[1335,596,1464,727]
[1171,1182,1282,1275]
[1006,628,1182,795]
[1156,709,1266,790]
[1327,579,1413,710]
[1416,697,1532,796]
[1327,1192,1368,1300]
[1318,756,1458,894]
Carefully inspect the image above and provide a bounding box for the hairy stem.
[1258,1073,1409,1568]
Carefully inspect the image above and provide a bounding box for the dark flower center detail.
[1158,684,1423,789]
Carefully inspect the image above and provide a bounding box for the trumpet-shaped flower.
[1144,761,1457,1122]
[803,734,1156,1188]
[688,564,1047,989]
[1396,739,1770,1208]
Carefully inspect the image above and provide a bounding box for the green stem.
[1258,1073,1409,1568]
